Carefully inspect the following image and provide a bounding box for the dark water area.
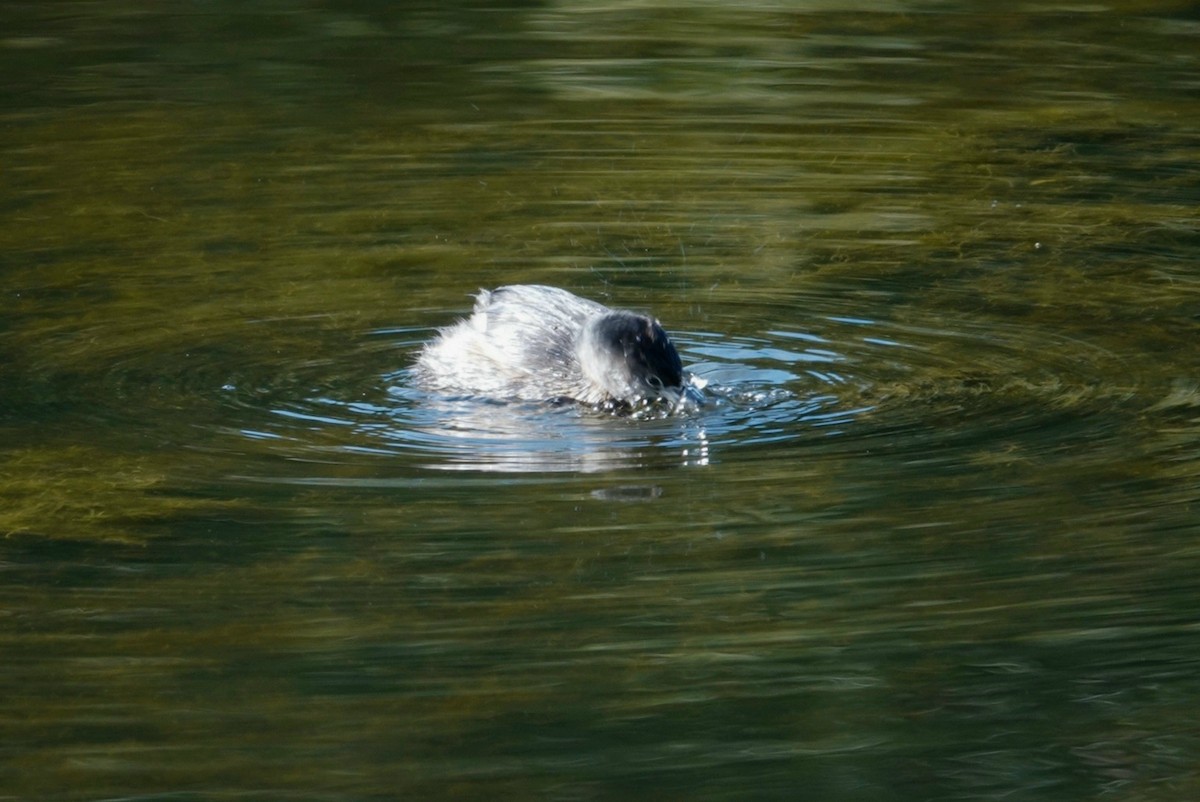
[3,1,1199,800]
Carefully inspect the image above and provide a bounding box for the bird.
[414,284,700,411]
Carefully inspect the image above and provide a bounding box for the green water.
[3,1,1199,800]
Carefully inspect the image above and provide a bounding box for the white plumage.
[415,285,696,409]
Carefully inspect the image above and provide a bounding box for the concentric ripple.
[223,305,1148,476]
[39,300,1151,481]
[231,323,863,474]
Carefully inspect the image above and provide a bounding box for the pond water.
[3,1,1199,800]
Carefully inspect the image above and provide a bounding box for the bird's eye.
[647,375,663,389]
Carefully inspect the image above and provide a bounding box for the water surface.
[3,2,1199,800]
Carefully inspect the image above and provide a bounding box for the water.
[3,2,1199,800]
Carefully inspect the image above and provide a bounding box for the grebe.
[415,285,700,411]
